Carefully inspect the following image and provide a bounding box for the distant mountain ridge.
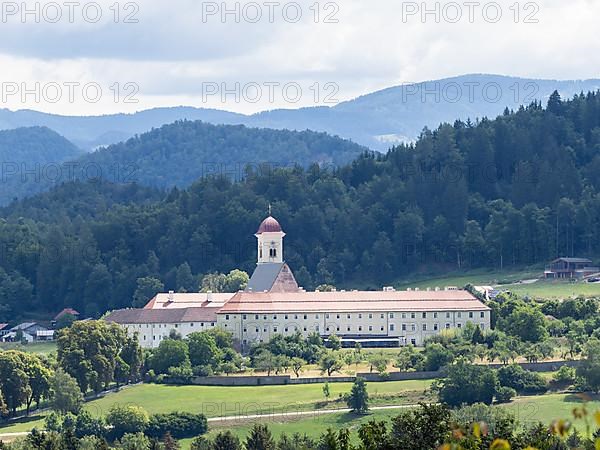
[0,126,85,205]
[0,120,367,205]
[1,74,599,151]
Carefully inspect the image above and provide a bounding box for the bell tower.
[255,215,284,264]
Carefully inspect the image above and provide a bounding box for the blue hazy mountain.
[0,126,85,205]
[1,74,599,151]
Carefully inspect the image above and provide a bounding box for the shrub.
[495,386,516,403]
[105,405,149,439]
[146,412,208,439]
[497,365,547,394]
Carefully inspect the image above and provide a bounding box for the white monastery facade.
[106,216,491,349]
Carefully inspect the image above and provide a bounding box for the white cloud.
[0,0,597,115]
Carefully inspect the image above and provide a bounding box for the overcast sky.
[0,0,598,115]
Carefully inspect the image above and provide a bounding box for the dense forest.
[69,121,368,189]
[1,90,600,320]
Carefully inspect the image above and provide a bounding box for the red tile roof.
[54,308,80,321]
[218,290,489,314]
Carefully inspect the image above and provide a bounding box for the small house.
[544,257,600,279]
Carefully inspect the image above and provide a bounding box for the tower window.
[269,248,277,258]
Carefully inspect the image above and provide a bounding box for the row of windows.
[132,322,216,329]
[225,311,486,321]
[240,321,486,335]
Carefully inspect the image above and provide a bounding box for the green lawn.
[180,408,405,450]
[84,380,433,418]
[392,267,600,299]
[0,379,433,436]
[502,392,600,425]
[0,342,57,356]
[503,280,600,299]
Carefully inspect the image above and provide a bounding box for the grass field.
[0,342,57,355]
[0,379,434,435]
[393,267,600,299]
[183,408,405,448]
[502,392,600,425]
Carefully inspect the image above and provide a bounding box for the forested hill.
[71,120,369,189]
[1,90,600,321]
[0,126,84,205]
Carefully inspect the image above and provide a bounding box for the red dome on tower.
[256,216,283,234]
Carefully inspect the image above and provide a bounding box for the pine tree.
[346,377,369,414]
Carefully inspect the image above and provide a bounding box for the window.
[446,312,450,318]
[390,313,395,318]
[255,328,259,332]
[255,315,259,320]
[303,327,307,332]
[303,314,307,320]
[358,313,362,319]
[347,314,351,319]
[380,326,384,331]
[273,315,278,320]
[434,324,439,331]
[263,328,267,332]
[422,324,427,331]
[336,327,340,331]
[411,324,416,331]
[402,324,407,331]
[480,323,485,330]
[390,324,395,331]
[243,328,247,332]
[422,312,427,319]
[480,311,485,318]
[457,312,462,318]
[242,315,247,320]
[347,326,351,331]
[410,312,416,319]
[358,326,362,331]
[326,314,330,319]
[469,312,474,319]
[269,248,277,258]
[445,323,450,329]
[411,339,416,345]
[263,315,267,320]
[225,315,230,320]
[315,314,319,319]
[326,327,330,332]
[457,323,462,328]
[433,312,438,318]
[285,327,289,332]
[274,327,278,332]
[401,313,406,319]
[368,325,373,331]
[201,323,204,327]
[336,314,340,319]
[285,314,288,320]
[380,313,384,319]
[190,323,194,327]
[294,315,298,319]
